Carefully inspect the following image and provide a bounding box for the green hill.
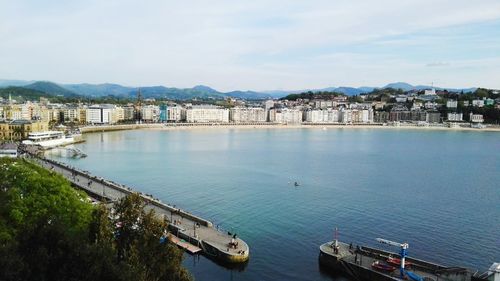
[24,81,78,97]
[0,86,48,101]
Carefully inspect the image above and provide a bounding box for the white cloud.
[0,0,499,90]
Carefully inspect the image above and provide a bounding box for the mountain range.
[0,79,478,100]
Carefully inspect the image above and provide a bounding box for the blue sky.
[1,0,500,91]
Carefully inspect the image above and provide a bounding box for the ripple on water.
[52,129,500,280]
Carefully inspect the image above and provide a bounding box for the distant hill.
[24,81,78,97]
[280,91,346,101]
[382,82,476,93]
[225,90,275,99]
[0,79,34,88]
[0,86,48,101]
[0,79,481,100]
[191,85,219,94]
[63,84,277,100]
[383,82,415,91]
[64,83,132,97]
[131,86,226,100]
[319,86,373,96]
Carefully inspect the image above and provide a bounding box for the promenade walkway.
[33,157,249,263]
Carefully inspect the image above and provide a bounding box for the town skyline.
[2,1,500,91]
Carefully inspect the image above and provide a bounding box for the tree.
[0,159,192,281]
[113,193,192,281]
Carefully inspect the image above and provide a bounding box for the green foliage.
[370,87,404,96]
[0,158,92,240]
[109,193,191,281]
[24,81,78,97]
[461,106,500,124]
[473,88,490,98]
[0,158,192,281]
[0,87,48,102]
[280,91,345,101]
[348,95,364,103]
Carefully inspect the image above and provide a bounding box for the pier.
[32,156,249,264]
[319,241,488,281]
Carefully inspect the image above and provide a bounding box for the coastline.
[81,123,500,133]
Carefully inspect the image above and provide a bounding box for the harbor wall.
[26,154,250,264]
[37,157,213,228]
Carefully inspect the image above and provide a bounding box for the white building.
[425,102,439,109]
[264,100,275,121]
[264,100,275,111]
[21,102,41,120]
[446,100,458,108]
[411,101,423,111]
[114,106,125,123]
[469,113,484,123]
[269,108,302,124]
[472,100,485,107]
[304,109,339,123]
[313,100,335,109]
[186,105,229,123]
[141,105,160,122]
[424,89,436,95]
[350,103,372,110]
[62,106,82,123]
[122,106,135,121]
[360,109,374,123]
[447,113,463,121]
[167,105,185,122]
[339,109,353,123]
[86,105,116,124]
[230,107,266,123]
[395,96,407,103]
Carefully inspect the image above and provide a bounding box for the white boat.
[22,131,76,148]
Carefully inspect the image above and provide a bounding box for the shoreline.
[81,123,500,133]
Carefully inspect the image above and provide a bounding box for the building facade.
[230,107,266,123]
[269,108,302,124]
[447,113,463,121]
[86,105,116,124]
[186,106,229,123]
[0,120,49,140]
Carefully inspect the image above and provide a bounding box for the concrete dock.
[319,241,484,281]
[33,156,249,264]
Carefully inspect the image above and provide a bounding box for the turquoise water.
[51,128,500,281]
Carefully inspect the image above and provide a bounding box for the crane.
[376,238,409,279]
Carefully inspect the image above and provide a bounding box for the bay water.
[49,128,500,281]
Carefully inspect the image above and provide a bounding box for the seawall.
[32,156,249,264]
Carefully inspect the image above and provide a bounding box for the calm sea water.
[49,128,500,281]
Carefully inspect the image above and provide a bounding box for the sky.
[1,0,500,91]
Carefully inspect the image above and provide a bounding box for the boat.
[319,237,495,281]
[22,131,77,148]
[387,257,412,267]
[294,181,300,187]
[372,261,396,272]
[405,271,424,281]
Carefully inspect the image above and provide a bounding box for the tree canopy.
[280,91,345,101]
[0,158,192,281]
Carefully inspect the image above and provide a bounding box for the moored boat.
[372,261,396,272]
[387,257,412,267]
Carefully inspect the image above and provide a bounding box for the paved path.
[34,157,249,263]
